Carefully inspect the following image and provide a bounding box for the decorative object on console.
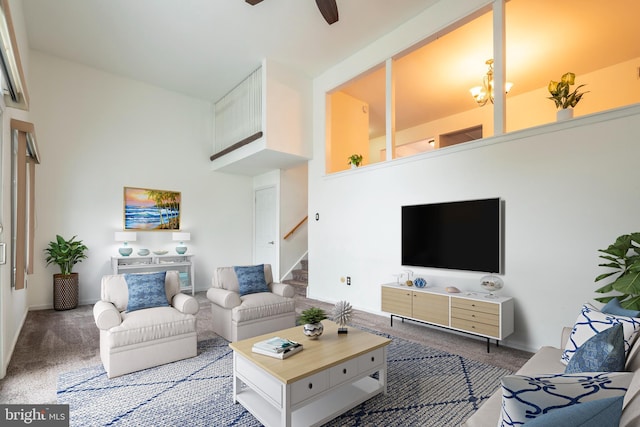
[333,300,352,334]
[299,307,327,339]
[152,250,168,255]
[414,277,427,288]
[115,231,136,256]
[445,286,460,293]
[404,269,414,286]
[595,232,640,311]
[480,274,504,298]
[137,248,150,256]
[172,232,190,254]
[124,187,181,231]
[44,235,89,311]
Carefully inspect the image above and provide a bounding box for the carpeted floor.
[58,332,513,426]
[0,291,532,409]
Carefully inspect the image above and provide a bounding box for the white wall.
[308,0,640,352]
[27,51,255,308]
[0,0,33,379]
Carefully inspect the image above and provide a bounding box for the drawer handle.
[371,356,375,362]
[308,383,313,389]
[343,368,347,374]
[471,304,476,307]
[472,314,476,318]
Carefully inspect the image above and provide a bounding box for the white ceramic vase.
[556,108,574,121]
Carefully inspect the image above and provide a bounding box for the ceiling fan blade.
[315,0,339,25]
[245,0,263,5]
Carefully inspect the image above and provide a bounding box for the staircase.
[284,259,308,298]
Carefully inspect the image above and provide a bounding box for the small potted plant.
[44,235,89,310]
[299,307,327,339]
[347,154,363,168]
[547,72,588,121]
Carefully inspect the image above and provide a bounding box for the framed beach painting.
[124,187,181,231]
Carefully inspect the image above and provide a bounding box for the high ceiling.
[21,0,437,102]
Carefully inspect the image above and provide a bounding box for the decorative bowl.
[414,277,427,288]
[153,250,168,255]
[137,249,150,256]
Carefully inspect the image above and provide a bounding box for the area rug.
[57,330,511,426]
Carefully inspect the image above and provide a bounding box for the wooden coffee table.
[229,320,391,427]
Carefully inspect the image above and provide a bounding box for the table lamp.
[115,232,137,256]
[172,232,190,254]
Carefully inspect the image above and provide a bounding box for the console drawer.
[291,370,328,405]
[451,308,499,326]
[451,298,499,315]
[451,317,499,338]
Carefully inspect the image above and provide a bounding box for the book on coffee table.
[252,337,300,353]
[251,343,303,359]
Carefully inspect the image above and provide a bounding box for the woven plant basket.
[53,273,79,310]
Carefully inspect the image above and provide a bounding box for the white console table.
[381,283,514,352]
[111,254,195,295]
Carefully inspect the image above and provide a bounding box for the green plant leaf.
[595,282,614,293]
[595,271,618,282]
[612,272,640,296]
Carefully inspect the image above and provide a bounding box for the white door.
[254,186,278,275]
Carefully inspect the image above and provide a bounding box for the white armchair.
[206,264,296,341]
[93,270,199,378]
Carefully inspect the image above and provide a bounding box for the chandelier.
[469,59,513,107]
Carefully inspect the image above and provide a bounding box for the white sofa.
[93,270,199,378]
[206,264,296,342]
[463,326,640,426]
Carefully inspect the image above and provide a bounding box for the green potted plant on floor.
[44,235,89,310]
[594,232,640,310]
[299,307,327,339]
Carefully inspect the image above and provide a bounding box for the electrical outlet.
[346,276,351,285]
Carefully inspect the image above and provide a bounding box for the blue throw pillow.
[524,396,623,427]
[565,323,625,373]
[602,298,640,318]
[124,272,169,312]
[234,265,269,296]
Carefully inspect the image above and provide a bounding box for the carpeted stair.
[284,259,308,297]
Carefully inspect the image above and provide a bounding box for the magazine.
[252,337,300,353]
[251,343,303,359]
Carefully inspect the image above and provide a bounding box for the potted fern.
[299,307,327,339]
[547,72,588,121]
[44,235,88,310]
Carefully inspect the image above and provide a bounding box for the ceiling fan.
[246,0,339,25]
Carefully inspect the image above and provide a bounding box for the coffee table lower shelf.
[235,375,384,427]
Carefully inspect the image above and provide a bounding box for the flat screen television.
[401,198,502,273]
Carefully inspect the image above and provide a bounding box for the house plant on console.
[44,235,88,310]
[299,307,327,339]
[547,72,588,121]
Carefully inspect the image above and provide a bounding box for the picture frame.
[123,187,181,231]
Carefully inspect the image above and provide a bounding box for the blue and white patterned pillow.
[565,323,625,374]
[124,272,169,312]
[523,396,623,427]
[561,303,640,365]
[499,372,633,426]
[234,265,269,296]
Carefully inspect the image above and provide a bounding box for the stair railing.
[283,216,308,240]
